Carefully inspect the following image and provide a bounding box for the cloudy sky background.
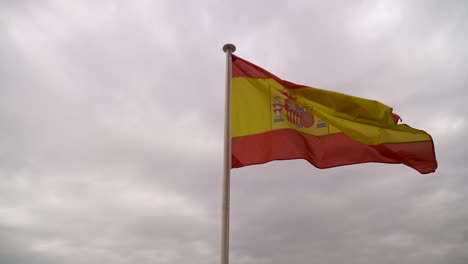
[1,0,467,263]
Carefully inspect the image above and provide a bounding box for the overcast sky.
[1,1,467,263]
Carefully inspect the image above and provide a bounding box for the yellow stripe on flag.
[232,77,432,145]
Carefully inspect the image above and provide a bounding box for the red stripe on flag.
[232,129,437,174]
[232,55,306,89]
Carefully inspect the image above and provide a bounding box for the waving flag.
[231,55,437,174]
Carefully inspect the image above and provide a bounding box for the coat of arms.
[272,90,314,128]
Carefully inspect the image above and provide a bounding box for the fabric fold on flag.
[231,55,437,174]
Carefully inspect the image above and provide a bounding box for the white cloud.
[379,232,415,248]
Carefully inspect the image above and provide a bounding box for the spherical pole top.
[222,43,236,53]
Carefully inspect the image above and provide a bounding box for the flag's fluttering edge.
[231,55,437,174]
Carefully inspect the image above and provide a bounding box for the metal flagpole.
[221,43,236,264]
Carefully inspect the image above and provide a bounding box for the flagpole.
[221,43,236,264]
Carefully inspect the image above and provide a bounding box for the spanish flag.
[231,55,437,174]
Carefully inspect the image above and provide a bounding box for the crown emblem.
[273,90,314,128]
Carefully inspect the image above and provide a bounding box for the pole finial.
[223,43,236,53]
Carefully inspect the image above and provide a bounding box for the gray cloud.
[1,0,467,263]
